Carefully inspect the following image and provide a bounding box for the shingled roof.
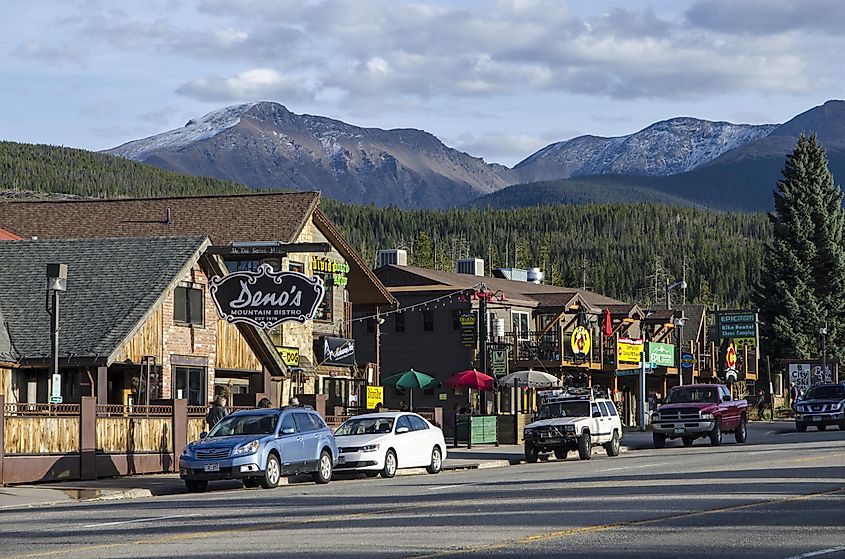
[375,265,626,309]
[0,192,395,307]
[0,192,318,244]
[0,236,210,365]
[0,305,16,364]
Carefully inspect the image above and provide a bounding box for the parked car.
[523,389,623,462]
[794,383,845,431]
[651,384,747,448]
[334,412,446,478]
[179,407,337,492]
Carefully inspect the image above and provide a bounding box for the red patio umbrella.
[603,308,613,337]
[446,369,494,390]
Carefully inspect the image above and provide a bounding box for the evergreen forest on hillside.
[0,141,249,198]
[0,141,771,309]
[320,199,771,309]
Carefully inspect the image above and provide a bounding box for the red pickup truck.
[651,384,748,448]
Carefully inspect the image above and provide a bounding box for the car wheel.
[682,437,695,447]
[817,425,827,431]
[605,431,621,457]
[796,422,807,433]
[260,454,282,489]
[577,432,591,460]
[524,442,539,464]
[381,449,397,478]
[709,419,722,447]
[553,447,569,460]
[734,416,748,443]
[653,433,666,449]
[185,479,208,493]
[312,450,333,484]
[242,478,260,489]
[426,446,443,474]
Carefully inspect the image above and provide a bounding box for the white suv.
[523,390,623,462]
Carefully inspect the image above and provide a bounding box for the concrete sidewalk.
[0,434,657,510]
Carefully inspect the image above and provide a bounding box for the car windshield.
[537,401,590,419]
[335,417,395,436]
[804,385,845,400]
[666,387,718,404]
[208,414,277,437]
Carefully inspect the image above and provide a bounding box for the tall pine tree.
[757,134,845,362]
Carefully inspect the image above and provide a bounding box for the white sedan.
[334,412,447,478]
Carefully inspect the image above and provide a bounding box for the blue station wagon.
[179,407,338,492]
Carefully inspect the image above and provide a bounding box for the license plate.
[673,428,685,434]
[338,456,346,464]
[813,416,821,422]
[203,463,220,472]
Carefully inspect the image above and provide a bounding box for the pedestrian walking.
[756,390,770,421]
[206,395,228,428]
[789,382,800,405]
[288,396,300,407]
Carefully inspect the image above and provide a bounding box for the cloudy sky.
[2,0,843,166]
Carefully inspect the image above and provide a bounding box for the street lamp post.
[820,321,828,384]
[46,263,68,405]
[665,278,687,311]
[673,313,686,384]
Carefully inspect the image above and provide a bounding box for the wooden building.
[0,193,396,409]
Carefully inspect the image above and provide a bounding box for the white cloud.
[176,68,316,102]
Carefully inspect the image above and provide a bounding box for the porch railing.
[96,404,173,417]
[3,403,81,416]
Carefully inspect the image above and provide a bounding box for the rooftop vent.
[527,267,544,284]
[493,268,527,282]
[456,258,484,276]
[377,249,407,268]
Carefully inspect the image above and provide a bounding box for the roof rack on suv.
[541,387,605,403]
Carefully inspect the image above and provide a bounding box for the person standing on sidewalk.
[206,395,228,428]
[756,390,771,421]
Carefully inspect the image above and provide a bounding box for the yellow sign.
[570,326,591,356]
[617,338,644,364]
[275,346,300,366]
[366,386,384,409]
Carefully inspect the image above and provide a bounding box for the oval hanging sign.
[725,340,737,370]
[210,263,325,329]
[570,326,591,357]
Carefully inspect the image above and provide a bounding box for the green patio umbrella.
[381,369,441,410]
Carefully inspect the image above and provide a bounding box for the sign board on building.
[490,348,508,376]
[366,386,384,409]
[311,256,350,287]
[716,311,757,348]
[210,263,325,329]
[647,342,675,367]
[316,336,355,366]
[788,362,837,393]
[617,338,644,364]
[460,313,477,348]
[50,373,62,404]
[681,352,695,369]
[570,326,591,358]
[275,346,300,367]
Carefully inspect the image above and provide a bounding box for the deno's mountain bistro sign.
[210,263,325,329]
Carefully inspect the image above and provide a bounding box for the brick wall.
[160,263,218,404]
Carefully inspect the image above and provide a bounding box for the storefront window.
[512,311,530,341]
[174,366,206,405]
[314,275,333,321]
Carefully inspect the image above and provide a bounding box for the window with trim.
[173,366,206,406]
[423,310,434,332]
[511,311,530,341]
[395,313,405,333]
[174,285,204,327]
[288,261,304,273]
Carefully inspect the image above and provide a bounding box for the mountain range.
[107,100,845,211]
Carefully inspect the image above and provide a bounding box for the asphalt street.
[1,424,843,559]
